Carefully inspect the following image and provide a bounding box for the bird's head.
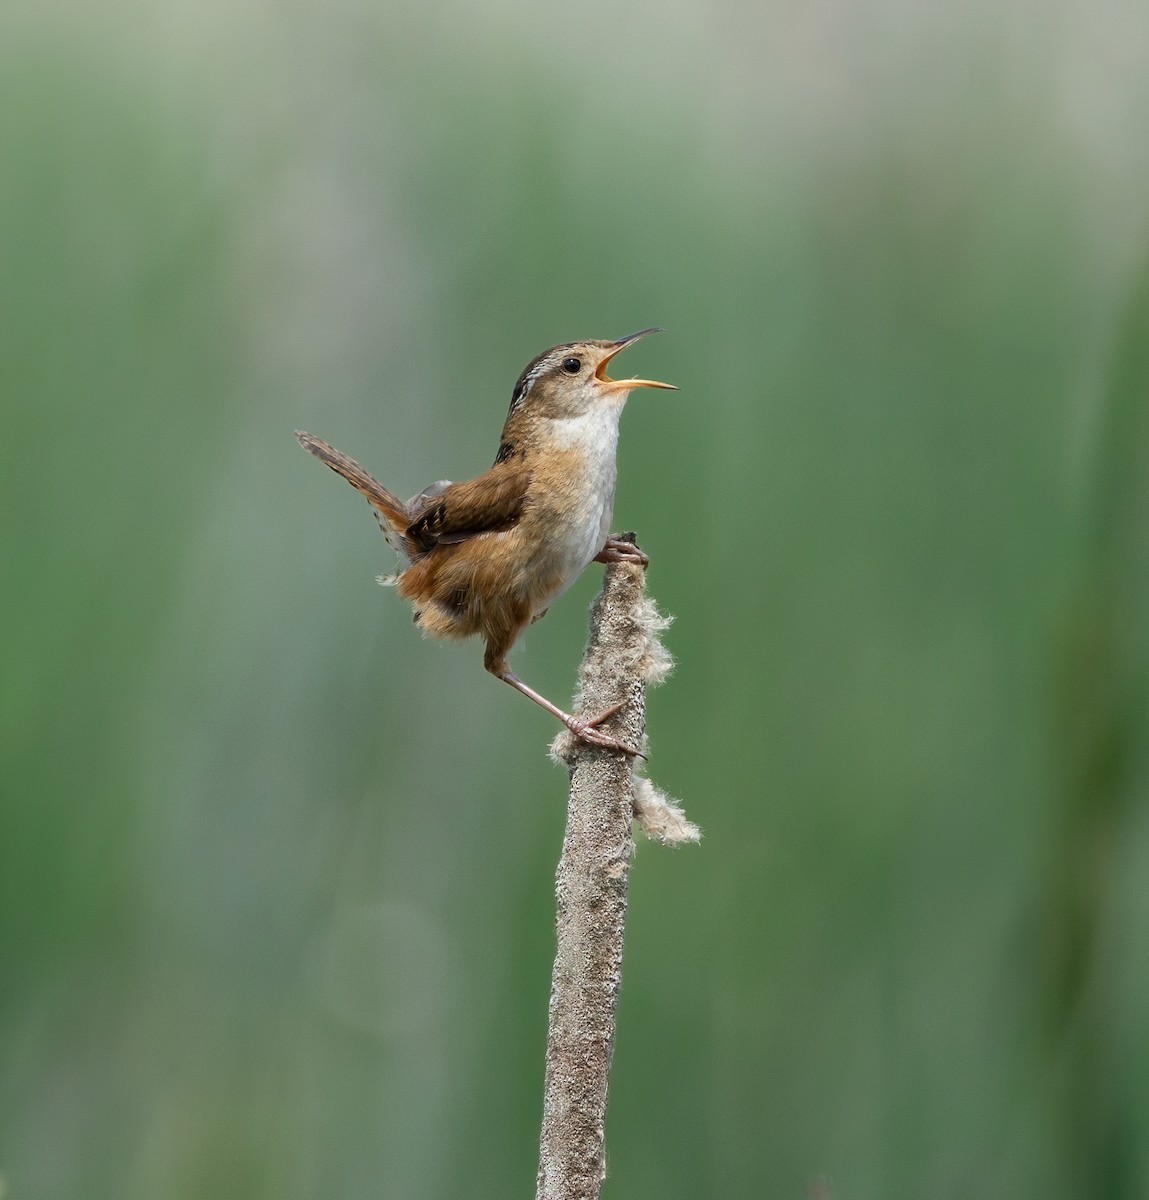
[508,328,675,421]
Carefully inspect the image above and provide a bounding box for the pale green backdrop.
[3,1,1148,1197]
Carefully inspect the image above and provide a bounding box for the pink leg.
[499,671,641,757]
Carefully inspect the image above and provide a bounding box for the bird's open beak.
[595,327,677,392]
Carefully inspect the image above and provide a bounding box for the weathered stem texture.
[536,557,649,1200]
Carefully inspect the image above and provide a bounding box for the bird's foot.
[595,537,649,568]
[564,702,643,757]
[498,670,644,758]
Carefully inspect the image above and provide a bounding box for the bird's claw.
[595,538,649,568]
[564,703,644,757]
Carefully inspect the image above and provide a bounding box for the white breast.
[534,406,622,606]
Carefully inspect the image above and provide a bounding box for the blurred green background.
[3,1,1148,1197]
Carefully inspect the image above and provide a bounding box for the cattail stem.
[536,542,697,1200]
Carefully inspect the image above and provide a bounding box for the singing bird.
[296,328,674,754]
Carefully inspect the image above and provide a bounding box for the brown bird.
[296,328,674,754]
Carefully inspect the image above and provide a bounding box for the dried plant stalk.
[537,543,697,1200]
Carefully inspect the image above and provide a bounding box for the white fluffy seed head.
[631,777,701,845]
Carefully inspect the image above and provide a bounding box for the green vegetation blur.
[3,2,1148,1197]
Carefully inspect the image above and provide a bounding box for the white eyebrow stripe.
[510,353,560,412]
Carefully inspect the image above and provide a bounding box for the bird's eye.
[561,356,581,374]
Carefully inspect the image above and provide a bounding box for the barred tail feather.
[296,431,412,556]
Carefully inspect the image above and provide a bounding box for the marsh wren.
[297,328,674,755]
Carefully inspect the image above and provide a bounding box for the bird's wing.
[405,464,531,552]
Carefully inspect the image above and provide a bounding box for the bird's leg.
[484,628,641,756]
[594,537,649,568]
[498,671,641,757]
